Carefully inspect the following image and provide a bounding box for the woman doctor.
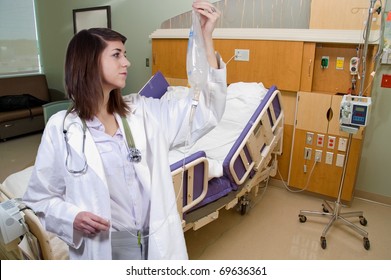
[23,1,225,260]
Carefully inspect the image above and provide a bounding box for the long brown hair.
[65,28,129,120]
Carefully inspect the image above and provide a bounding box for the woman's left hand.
[192,1,221,40]
[192,1,221,68]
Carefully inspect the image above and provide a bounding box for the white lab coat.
[23,62,227,260]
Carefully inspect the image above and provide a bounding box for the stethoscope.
[62,108,142,175]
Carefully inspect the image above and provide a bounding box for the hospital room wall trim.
[150,28,381,44]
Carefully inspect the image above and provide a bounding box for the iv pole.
[298,0,377,250]
[359,0,377,97]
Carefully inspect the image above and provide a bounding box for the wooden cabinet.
[152,39,188,79]
[214,39,304,91]
[288,91,364,202]
[152,39,306,91]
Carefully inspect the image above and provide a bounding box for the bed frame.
[0,187,57,259]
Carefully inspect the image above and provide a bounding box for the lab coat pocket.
[97,142,124,176]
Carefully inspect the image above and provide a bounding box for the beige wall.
[310,0,382,29]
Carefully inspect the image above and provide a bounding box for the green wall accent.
[35,0,195,94]
[356,63,391,198]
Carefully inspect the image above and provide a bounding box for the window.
[0,0,40,76]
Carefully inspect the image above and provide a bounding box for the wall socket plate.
[317,134,325,147]
[304,147,312,160]
[315,150,322,162]
[325,152,333,165]
[306,132,314,145]
[336,154,345,167]
[338,138,347,152]
[235,49,250,61]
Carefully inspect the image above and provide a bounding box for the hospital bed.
[165,81,284,231]
[0,78,283,259]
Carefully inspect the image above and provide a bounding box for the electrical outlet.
[306,132,314,145]
[317,134,325,147]
[304,147,312,160]
[315,150,322,162]
[327,136,336,149]
[234,49,250,61]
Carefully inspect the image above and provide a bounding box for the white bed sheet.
[169,82,268,179]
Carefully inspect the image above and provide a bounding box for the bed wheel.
[240,203,248,215]
[239,196,250,215]
[363,237,370,250]
[320,236,327,249]
[359,216,368,226]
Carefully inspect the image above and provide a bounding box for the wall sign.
[73,6,111,34]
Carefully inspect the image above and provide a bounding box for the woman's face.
[100,40,130,94]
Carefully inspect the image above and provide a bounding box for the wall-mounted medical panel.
[288,91,364,202]
[311,43,377,95]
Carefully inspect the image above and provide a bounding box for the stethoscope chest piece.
[128,147,142,163]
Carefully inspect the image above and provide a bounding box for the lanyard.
[121,117,142,163]
[121,117,136,149]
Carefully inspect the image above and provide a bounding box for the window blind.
[0,0,40,76]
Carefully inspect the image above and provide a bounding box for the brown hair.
[65,28,129,120]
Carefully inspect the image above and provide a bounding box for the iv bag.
[186,9,208,94]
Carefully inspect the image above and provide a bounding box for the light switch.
[338,137,347,152]
[325,152,333,165]
[336,154,345,167]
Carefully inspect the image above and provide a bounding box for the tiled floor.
[0,133,41,182]
[1,133,391,260]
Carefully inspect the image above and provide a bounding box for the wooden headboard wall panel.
[215,40,303,90]
[152,39,188,79]
[152,39,304,91]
